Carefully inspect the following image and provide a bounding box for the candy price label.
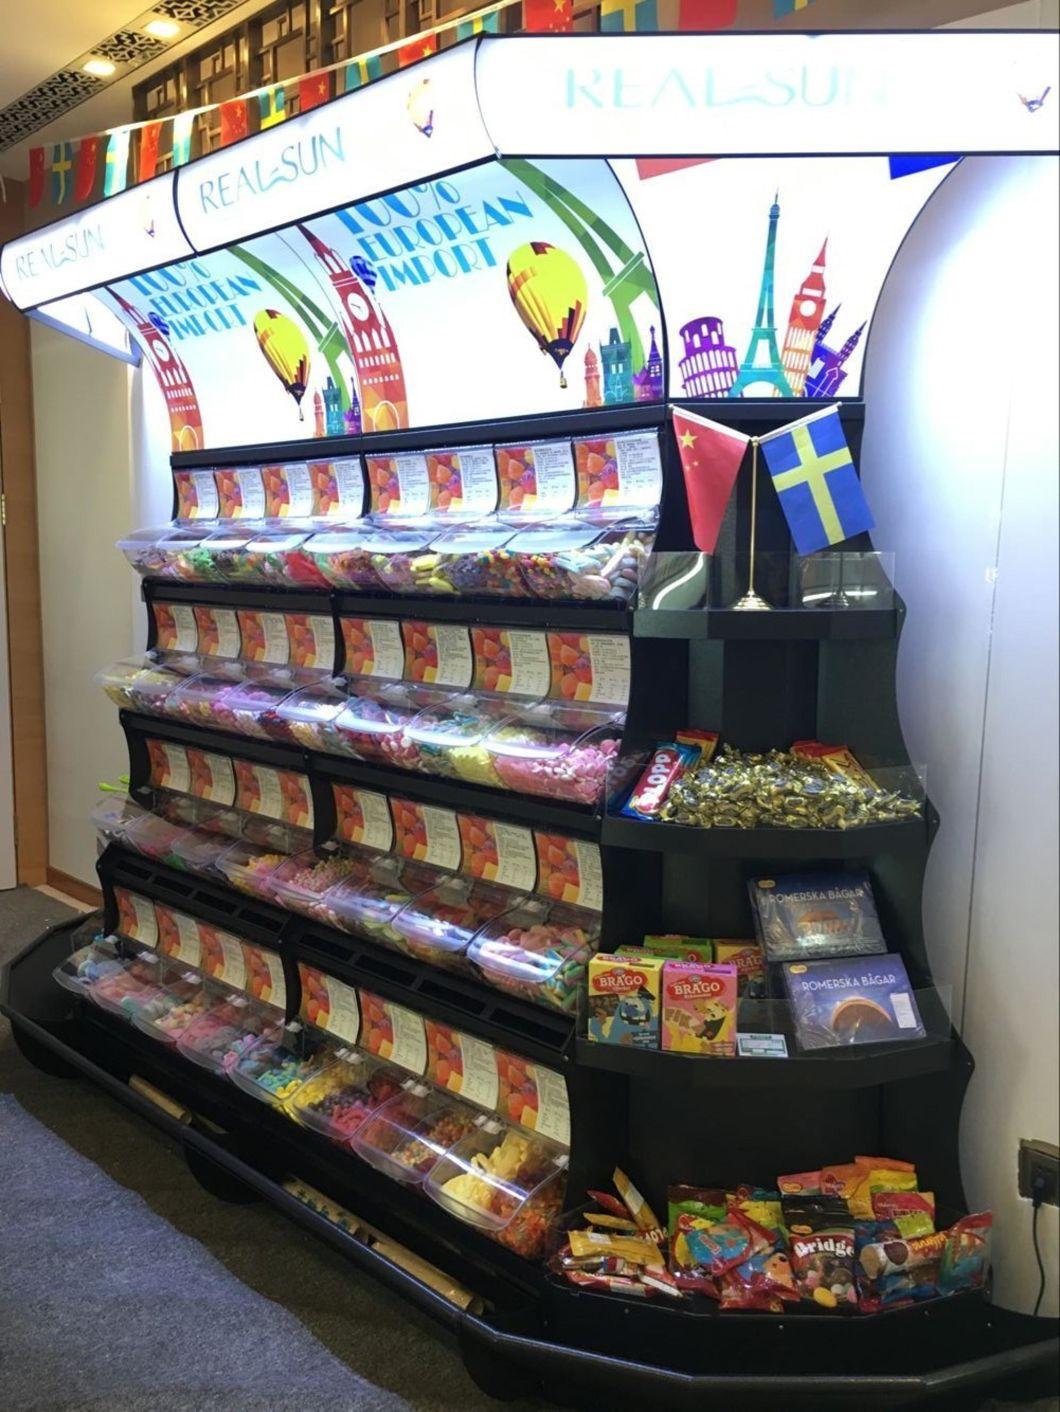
[146,739,191,795]
[193,606,240,659]
[235,761,313,827]
[391,798,461,870]
[214,467,266,519]
[426,1021,500,1110]
[426,446,498,516]
[262,462,314,519]
[243,943,285,1008]
[548,632,630,707]
[237,609,289,665]
[199,925,247,988]
[495,1051,571,1146]
[287,613,335,671]
[359,990,427,1075]
[341,617,404,680]
[534,833,604,911]
[174,469,221,521]
[367,453,430,518]
[574,430,662,510]
[171,913,203,968]
[308,458,365,518]
[402,621,473,687]
[333,784,394,852]
[299,963,361,1043]
[115,888,158,946]
[153,603,198,654]
[496,440,576,515]
[471,626,550,698]
[186,747,236,804]
[458,814,537,890]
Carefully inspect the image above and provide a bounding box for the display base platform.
[3,917,1057,1411]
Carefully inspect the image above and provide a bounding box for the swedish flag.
[759,405,874,556]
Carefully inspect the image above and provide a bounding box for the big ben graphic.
[297,225,409,432]
[778,240,827,397]
[110,290,204,451]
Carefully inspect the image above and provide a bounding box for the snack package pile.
[552,1160,991,1312]
[625,735,921,831]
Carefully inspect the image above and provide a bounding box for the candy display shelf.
[601,811,932,859]
[631,605,902,642]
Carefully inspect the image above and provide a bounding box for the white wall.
[862,155,1059,1316]
[31,322,141,885]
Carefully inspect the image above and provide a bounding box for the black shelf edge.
[333,592,632,633]
[169,400,864,470]
[600,813,928,858]
[100,845,577,1067]
[574,1033,962,1091]
[122,711,604,840]
[632,606,900,641]
[144,580,330,614]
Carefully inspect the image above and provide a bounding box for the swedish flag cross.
[759,405,875,556]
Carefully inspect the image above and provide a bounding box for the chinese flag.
[672,407,749,554]
[28,147,47,208]
[398,34,437,66]
[299,70,332,111]
[524,0,574,31]
[677,0,737,27]
[138,121,162,183]
[219,99,249,147]
[74,135,102,201]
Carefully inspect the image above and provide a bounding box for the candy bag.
[784,1198,858,1309]
[938,1212,992,1295]
[668,1186,727,1292]
[683,1209,774,1281]
[778,1169,822,1196]
[872,1190,936,1238]
[718,1244,799,1311]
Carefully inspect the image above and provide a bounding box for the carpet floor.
[0,886,1055,1412]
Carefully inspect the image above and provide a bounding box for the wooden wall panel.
[0,179,49,884]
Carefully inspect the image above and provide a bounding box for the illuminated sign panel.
[0,174,191,310]
[178,44,493,253]
[475,33,1060,157]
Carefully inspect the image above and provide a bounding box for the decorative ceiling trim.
[0,1,247,154]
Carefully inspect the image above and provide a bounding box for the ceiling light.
[83,58,117,77]
[144,18,181,39]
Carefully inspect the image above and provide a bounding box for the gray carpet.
[0,886,1055,1412]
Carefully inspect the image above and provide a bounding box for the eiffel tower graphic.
[729,194,794,399]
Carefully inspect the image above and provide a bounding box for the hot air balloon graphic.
[253,308,311,419]
[407,79,434,137]
[505,241,588,389]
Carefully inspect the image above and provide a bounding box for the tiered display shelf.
[4,397,1057,1407]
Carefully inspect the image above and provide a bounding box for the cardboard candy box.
[661,961,738,1056]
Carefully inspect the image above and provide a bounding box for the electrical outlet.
[1019,1139,1060,1205]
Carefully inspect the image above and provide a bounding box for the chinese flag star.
[299,70,332,111]
[524,0,574,31]
[398,34,438,66]
[671,408,750,553]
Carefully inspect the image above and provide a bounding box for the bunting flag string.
[19,0,785,224]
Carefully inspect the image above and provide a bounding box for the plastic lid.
[332,683,424,737]
[403,694,514,748]
[275,684,348,727]
[389,877,515,958]
[290,1051,409,1143]
[169,826,235,875]
[117,526,176,548]
[129,963,212,1043]
[201,526,262,549]
[361,527,436,554]
[321,856,442,936]
[506,522,599,552]
[220,679,296,739]
[350,1086,483,1184]
[304,527,377,551]
[484,702,622,758]
[425,1123,568,1232]
[430,525,518,553]
[88,947,167,1019]
[467,900,599,994]
[90,794,147,843]
[123,812,189,866]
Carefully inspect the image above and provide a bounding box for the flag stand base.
[730,588,773,611]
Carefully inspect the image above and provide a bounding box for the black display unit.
[3,397,1058,1408]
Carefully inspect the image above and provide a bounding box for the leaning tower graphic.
[729,195,794,399]
[778,240,827,396]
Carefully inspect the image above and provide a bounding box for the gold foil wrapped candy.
[659,745,921,831]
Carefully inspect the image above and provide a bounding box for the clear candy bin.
[52,938,127,999]
[319,856,444,950]
[425,1121,568,1259]
[268,849,374,921]
[176,992,279,1075]
[350,1082,483,1183]
[288,1049,409,1143]
[230,1021,335,1110]
[130,962,215,1045]
[509,518,655,603]
[483,703,623,806]
[388,876,515,970]
[402,695,515,786]
[466,898,600,1012]
[86,944,167,1020]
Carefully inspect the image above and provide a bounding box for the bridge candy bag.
[784,1197,858,1309]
